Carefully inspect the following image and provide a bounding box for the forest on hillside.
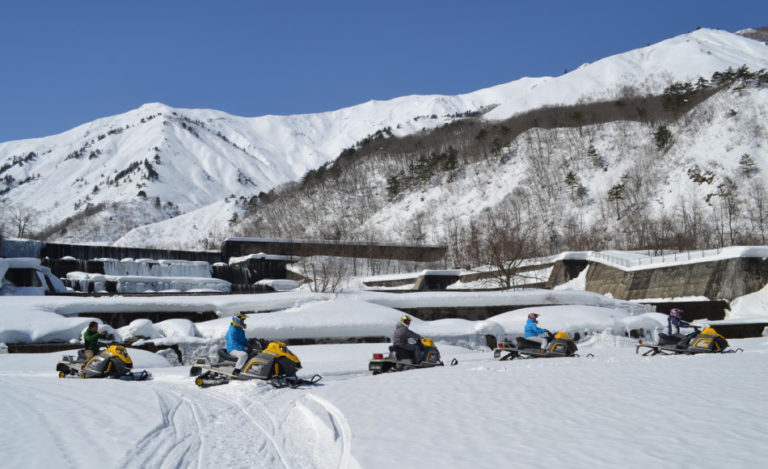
[234,67,768,275]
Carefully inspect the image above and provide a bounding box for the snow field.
[1,338,766,468]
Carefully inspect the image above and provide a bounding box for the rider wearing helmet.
[226,313,251,375]
[524,313,550,354]
[667,308,691,335]
[393,314,424,364]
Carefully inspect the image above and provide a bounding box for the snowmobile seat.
[217,349,237,363]
[659,332,695,348]
[390,345,418,363]
[516,337,542,349]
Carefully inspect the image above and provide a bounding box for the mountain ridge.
[1,28,767,249]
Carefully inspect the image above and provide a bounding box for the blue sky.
[0,0,765,142]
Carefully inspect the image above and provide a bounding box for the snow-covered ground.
[1,336,765,468]
[1,278,766,467]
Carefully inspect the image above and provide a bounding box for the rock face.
[584,258,768,301]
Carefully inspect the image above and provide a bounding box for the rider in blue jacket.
[226,314,251,375]
[524,313,550,354]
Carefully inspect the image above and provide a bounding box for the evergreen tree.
[654,125,672,151]
[564,171,579,199]
[739,153,758,178]
[588,145,604,169]
[386,174,401,201]
[607,182,626,218]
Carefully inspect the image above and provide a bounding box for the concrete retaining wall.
[585,257,768,301]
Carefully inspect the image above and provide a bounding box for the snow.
[1,284,766,467]
[3,29,767,248]
[554,264,589,290]
[483,28,768,121]
[254,278,302,291]
[1,27,768,466]
[99,258,213,277]
[230,252,300,263]
[725,280,768,322]
[0,336,765,468]
[65,272,230,293]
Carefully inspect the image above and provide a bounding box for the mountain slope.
[1,28,766,247]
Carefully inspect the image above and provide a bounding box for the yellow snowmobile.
[368,337,457,374]
[190,340,321,388]
[56,344,150,380]
[636,326,742,356]
[493,331,591,360]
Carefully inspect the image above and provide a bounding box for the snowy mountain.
[1,28,767,249]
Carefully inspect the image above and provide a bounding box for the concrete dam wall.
[582,257,768,301]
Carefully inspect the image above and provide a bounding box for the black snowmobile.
[368,337,457,374]
[56,344,151,380]
[635,325,742,356]
[493,331,590,360]
[189,339,321,388]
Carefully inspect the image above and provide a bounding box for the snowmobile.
[56,345,151,380]
[189,340,322,388]
[368,337,457,374]
[493,331,590,360]
[635,325,743,356]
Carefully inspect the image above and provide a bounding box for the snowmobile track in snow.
[0,377,79,468]
[305,394,353,468]
[201,385,292,468]
[127,388,204,469]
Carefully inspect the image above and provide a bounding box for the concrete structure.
[222,237,447,262]
[582,257,768,301]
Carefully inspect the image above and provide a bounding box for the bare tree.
[474,206,538,290]
[4,203,40,238]
[746,179,768,244]
[298,256,349,292]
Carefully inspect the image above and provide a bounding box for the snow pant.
[399,343,422,363]
[527,333,549,351]
[85,349,95,361]
[230,350,249,370]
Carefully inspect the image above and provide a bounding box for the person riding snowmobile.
[666,308,697,348]
[83,321,107,360]
[524,313,550,354]
[667,308,691,335]
[226,314,251,375]
[393,315,424,363]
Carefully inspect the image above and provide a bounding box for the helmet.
[232,314,248,329]
[670,308,683,318]
[528,313,539,320]
[400,315,411,327]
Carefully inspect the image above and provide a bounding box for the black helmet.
[400,315,411,326]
